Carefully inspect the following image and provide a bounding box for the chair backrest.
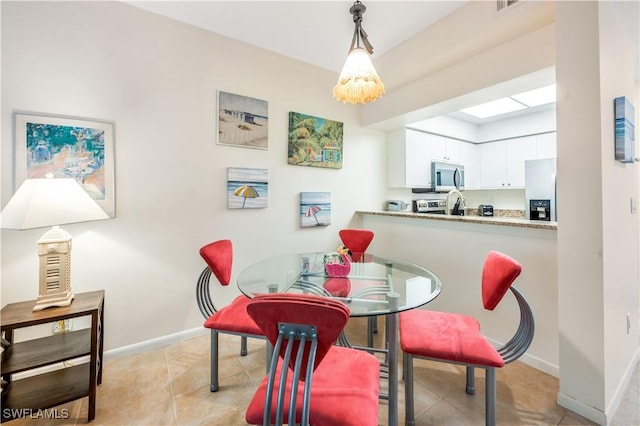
[246,294,350,426]
[199,239,233,286]
[338,229,374,262]
[481,250,522,311]
[481,250,534,364]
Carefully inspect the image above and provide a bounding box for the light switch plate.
[631,197,637,214]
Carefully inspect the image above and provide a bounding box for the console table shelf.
[1,290,104,423]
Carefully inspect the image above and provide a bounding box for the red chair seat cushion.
[203,295,262,335]
[399,309,505,368]
[245,346,380,426]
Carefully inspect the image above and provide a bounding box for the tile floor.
[8,318,640,425]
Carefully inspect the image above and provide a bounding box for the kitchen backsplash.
[465,208,525,218]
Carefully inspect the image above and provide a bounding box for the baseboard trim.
[104,327,208,362]
[486,336,559,377]
[557,348,640,426]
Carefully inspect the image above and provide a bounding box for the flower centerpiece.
[323,245,352,277]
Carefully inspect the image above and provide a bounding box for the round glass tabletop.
[237,252,442,317]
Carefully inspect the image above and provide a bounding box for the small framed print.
[217,91,268,149]
[227,167,268,209]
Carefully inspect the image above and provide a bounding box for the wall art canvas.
[227,167,268,209]
[217,91,268,149]
[288,112,343,169]
[300,192,331,227]
[14,112,115,217]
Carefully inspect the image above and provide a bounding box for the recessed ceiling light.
[511,84,556,107]
[460,97,527,119]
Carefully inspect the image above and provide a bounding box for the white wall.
[0,1,387,351]
[556,2,639,424]
[361,213,559,374]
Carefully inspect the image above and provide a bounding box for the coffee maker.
[529,199,551,221]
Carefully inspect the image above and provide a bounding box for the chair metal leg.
[265,340,274,373]
[403,352,415,426]
[466,365,476,395]
[240,336,248,356]
[367,316,375,348]
[210,330,219,392]
[485,367,497,426]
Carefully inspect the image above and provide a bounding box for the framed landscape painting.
[217,91,268,149]
[288,112,343,169]
[227,167,268,209]
[14,112,115,217]
[300,192,331,227]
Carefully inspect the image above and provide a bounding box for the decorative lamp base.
[33,291,74,312]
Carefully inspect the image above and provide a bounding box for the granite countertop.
[356,210,557,230]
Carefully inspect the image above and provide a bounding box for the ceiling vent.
[497,0,520,12]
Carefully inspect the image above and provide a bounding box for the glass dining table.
[236,251,443,426]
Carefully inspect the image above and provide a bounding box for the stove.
[412,199,446,214]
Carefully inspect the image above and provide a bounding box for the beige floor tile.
[8,323,636,426]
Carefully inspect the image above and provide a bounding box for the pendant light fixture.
[333,1,385,104]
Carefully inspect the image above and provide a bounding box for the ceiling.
[124,1,468,73]
[125,1,637,126]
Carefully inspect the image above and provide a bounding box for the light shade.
[1,178,109,230]
[333,48,385,104]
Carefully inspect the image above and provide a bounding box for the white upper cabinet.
[428,134,462,163]
[460,141,480,189]
[387,129,476,188]
[389,126,555,190]
[387,129,430,188]
[479,136,537,188]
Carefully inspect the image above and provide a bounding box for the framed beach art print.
[217,91,268,149]
[227,167,268,209]
[14,112,115,217]
[288,112,343,169]
[300,192,331,227]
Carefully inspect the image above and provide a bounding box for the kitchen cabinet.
[1,290,104,422]
[388,128,430,188]
[479,136,537,188]
[427,134,462,163]
[388,128,475,188]
[459,141,480,189]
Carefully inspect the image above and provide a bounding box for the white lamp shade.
[333,47,385,104]
[1,178,109,230]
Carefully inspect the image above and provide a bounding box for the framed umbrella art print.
[300,192,331,227]
[227,167,268,209]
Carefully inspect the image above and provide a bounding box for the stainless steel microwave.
[431,161,465,192]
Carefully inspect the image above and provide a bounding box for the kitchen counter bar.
[356,210,557,230]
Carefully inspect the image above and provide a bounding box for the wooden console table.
[1,290,104,422]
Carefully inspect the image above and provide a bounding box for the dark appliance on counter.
[451,197,465,216]
[412,199,446,214]
[529,199,551,221]
[478,205,494,217]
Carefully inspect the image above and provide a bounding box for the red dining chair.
[399,250,534,426]
[338,228,374,263]
[245,293,380,426]
[196,239,266,392]
[338,228,381,347]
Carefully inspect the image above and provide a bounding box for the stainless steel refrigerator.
[525,158,557,221]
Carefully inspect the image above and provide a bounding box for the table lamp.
[0,175,109,311]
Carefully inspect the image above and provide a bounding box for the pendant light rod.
[349,0,374,55]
